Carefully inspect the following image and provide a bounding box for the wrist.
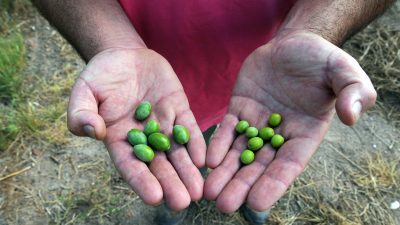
[277,26,342,46]
[272,28,324,45]
[87,34,147,61]
[275,24,342,46]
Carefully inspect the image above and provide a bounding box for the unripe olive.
[127,129,147,146]
[173,125,190,145]
[271,134,284,149]
[143,119,160,136]
[134,101,152,121]
[268,113,282,127]
[258,127,274,141]
[247,137,264,151]
[245,127,258,138]
[235,120,249,133]
[241,150,255,165]
[133,144,154,162]
[148,132,171,152]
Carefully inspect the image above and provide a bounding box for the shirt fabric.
[119,0,296,131]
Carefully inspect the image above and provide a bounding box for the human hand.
[67,48,206,210]
[204,30,376,212]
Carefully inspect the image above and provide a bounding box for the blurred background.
[0,1,399,224]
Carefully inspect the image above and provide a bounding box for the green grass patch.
[0,33,24,104]
[0,0,28,151]
[0,0,76,151]
[0,32,25,150]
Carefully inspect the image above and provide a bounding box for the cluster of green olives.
[127,101,190,162]
[235,113,285,165]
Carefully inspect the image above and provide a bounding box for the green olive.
[235,120,249,133]
[240,150,255,165]
[271,134,285,149]
[173,125,190,145]
[143,119,160,136]
[133,144,155,162]
[245,127,258,138]
[148,132,171,152]
[247,137,264,151]
[258,127,275,141]
[127,129,147,146]
[268,113,282,127]
[134,101,152,121]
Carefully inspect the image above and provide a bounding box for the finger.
[237,96,270,128]
[215,146,276,213]
[147,93,195,208]
[152,91,187,135]
[175,109,206,168]
[67,77,106,140]
[247,137,319,211]
[167,143,204,201]
[206,114,238,168]
[327,50,377,125]
[107,141,163,205]
[150,152,191,211]
[204,135,247,200]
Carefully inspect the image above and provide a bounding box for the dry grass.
[47,163,137,225]
[268,147,399,225]
[0,63,76,151]
[351,152,399,189]
[0,0,76,151]
[17,67,76,144]
[345,25,400,96]
[344,24,400,126]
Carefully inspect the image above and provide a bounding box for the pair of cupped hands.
[67,31,376,212]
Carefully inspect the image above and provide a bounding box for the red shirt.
[119,0,296,131]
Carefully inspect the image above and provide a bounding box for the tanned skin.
[282,0,395,45]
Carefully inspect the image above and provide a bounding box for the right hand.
[67,48,206,211]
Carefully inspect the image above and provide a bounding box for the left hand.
[203,30,376,212]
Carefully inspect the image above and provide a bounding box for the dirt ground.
[1,2,399,225]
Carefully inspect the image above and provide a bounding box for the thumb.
[67,78,106,140]
[328,49,377,126]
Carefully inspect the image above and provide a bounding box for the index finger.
[246,137,319,211]
[107,140,163,205]
[206,114,238,168]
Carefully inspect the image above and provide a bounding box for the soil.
[0,2,399,225]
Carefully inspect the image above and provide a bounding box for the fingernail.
[352,101,362,121]
[83,125,96,139]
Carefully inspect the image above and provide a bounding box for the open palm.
[204,31,376,212]
[67,48,206,210]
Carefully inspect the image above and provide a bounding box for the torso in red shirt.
[119,0,296,131]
